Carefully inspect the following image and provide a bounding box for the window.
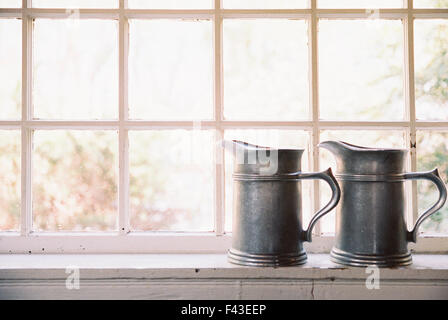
[0,0,447,253]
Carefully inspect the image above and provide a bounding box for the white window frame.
[0,0,448,254]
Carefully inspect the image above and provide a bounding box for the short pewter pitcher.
[224,140,341,267]
[319,141,447,267]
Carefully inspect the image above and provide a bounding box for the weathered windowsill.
[1,253,447,299]
[1,253,448,278]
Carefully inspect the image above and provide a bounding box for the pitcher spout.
[318,141,355,159]
[318,140,408,175]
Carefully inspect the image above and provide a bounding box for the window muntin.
[0,1,447,252]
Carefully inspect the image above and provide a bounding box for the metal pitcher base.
[330,247,412,268]
[228,249,307,267]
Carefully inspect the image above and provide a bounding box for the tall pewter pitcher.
[319,141,447,267]
[224,140,341,267]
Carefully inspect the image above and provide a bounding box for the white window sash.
[0,0,448,253]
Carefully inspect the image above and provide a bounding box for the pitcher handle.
[295,168,341,242]
[404,168,447,243]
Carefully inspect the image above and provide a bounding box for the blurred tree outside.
[33,131,118,231]
[417,132,448,232]
[415,0,448,8]
[0,19,21,231]
[129,130,214,231]
[0,132,20,231]
[414,18,448,233]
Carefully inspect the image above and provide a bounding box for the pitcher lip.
[320,140,408,153]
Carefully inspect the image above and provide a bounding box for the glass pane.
[0,19,21,119]
[129,0,212,8]
[414,0,448,8]
[33,19,118,119]
[0,0,20,8]
[224,20,309,120]
[33,0,117,8]
[318,0,402,8]
[129,20,213,120]
[0,131,21,231]
[416,131,448,234]
[224,0,307,8]
[319,20,404,120]
[33,131,118,231]
[319,130,406,234]
[224,130,310,232]
[414,20,448,120]
[129,130,214,231]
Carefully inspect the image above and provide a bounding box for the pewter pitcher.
[319,141,447,267]
[224,140,341,267]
